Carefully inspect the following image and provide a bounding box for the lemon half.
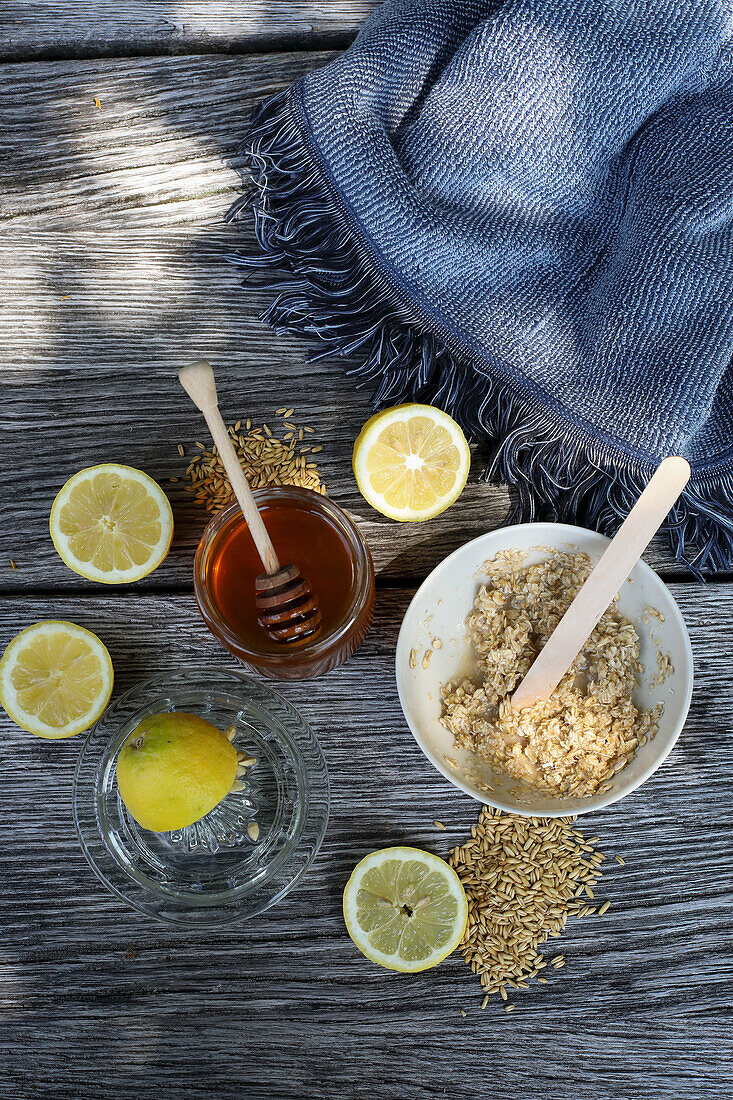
[352,404,471,521]
[343,846,468,972]
[50,463,173,584]
[0,620,113,738]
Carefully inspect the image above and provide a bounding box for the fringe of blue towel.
[227,88,733,576]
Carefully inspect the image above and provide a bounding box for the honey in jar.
[195,487,375,680]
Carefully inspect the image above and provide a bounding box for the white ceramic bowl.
[396,523,693,816]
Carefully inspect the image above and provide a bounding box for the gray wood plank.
[0,224,695,588]
[1,2,378,63]
[0,52,332,229]
[0,259,514,590]
[0,52,707,584]
[0,49,513,589]
[0,585,732,1098]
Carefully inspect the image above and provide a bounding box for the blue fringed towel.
[229,0,733,572]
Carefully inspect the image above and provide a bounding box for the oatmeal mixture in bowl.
[440,550,662,798]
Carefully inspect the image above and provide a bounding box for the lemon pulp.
[352,404,471,521]
[0,620,113,738]
[50,463,173,583]
[343,846,468,972]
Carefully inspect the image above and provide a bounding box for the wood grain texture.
[1,586,732,1099]
[1,1,378,62]
[0,52,332,229]
[1,326,515,589]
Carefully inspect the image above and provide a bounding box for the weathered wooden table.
[2,6,732,1098]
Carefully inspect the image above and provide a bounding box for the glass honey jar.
[194,487,375,680]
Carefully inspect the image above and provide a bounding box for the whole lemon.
[116,712,237,832]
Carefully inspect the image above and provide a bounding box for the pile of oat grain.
[179,409,325,513]
[450,806,615,1010]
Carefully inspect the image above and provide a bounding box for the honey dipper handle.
[511,456,691,711]
[178,361,281,576]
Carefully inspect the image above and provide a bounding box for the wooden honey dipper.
[179,361,322,645]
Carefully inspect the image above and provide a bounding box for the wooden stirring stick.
[511,457,690,711]
[179,360,322,644]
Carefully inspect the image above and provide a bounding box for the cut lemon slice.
[0,621,113,738]
[50,464,173,584]
[352,404,471,521]
[343,846,468,972]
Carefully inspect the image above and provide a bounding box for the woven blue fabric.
[231,0,733,571]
